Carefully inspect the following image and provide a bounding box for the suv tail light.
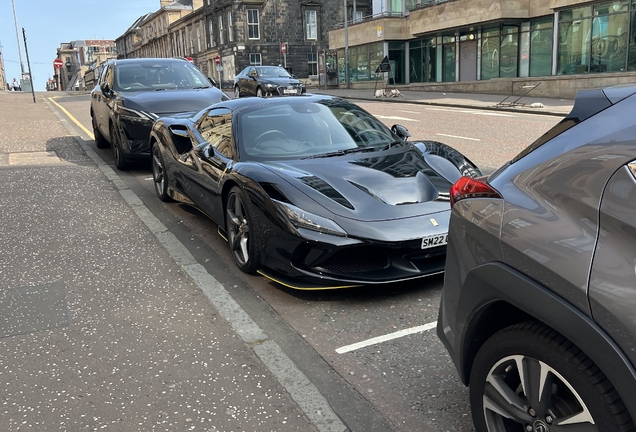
[450,176,502,208]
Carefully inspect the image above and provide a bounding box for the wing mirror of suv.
[391,124,411,141]
[194,142,214,161]
[100,81,111,95]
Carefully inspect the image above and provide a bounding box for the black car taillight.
[450,176,502,208]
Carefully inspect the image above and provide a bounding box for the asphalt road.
[52,93,561,432]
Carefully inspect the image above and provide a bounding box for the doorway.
[460,40,477,81]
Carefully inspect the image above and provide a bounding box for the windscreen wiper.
[301,146,376,159]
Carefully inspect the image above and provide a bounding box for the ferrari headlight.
[273,200,347,237]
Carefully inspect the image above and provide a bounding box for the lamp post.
[12,0,25,75]
[344,0,349,89]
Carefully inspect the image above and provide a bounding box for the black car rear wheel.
[226,186,260,273]
[234,86,240,99]
[470,322,634,432]
[151,144,172,202]
[92,116,109,149]
[110,123,130,170]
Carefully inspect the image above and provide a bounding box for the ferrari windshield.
[237,99,401,161]
[115,60,211,92]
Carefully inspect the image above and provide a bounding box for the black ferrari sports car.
[149,95,481,289]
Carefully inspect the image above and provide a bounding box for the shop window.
[629,9,636,70]
[500,26,519,78]
[590,12,628,72]
[530,18,553,76]
[481,28,500,80]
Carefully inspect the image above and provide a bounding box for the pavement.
[0,86,571,431]
[309,87,574,117]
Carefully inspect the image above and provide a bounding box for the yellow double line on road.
[48,97,94,139]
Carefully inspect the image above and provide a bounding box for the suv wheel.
[470,322,634,432]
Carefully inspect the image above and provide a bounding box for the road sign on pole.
[214,55,221,65]
[281,42,287,55]
[53,58,63,69]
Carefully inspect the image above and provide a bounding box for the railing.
[410,0,458,11]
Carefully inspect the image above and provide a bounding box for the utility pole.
[344,0,349,89]
[22,28,35,103]
[12,0,25,75]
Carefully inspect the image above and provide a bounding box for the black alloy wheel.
[470,322,634,432]
[234,86,240,99]
[92,116,109,149]
[225,186,260,273]
[256,87,264,98]
[110,123,130,170]
[151,144,172,202]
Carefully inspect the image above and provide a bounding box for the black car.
[90,58,228,170]
[438,84,636,431]
[233,66,306,98]
[149,95,481,289]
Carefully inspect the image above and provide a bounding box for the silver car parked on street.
[438,83,636,432]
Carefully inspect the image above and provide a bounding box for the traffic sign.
[214,55,221,65]
[216,65,223,72]
[53,58,63,69]
[186,57,194,63]
[281,42,287,55]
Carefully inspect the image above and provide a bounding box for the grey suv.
[438,84,636,432]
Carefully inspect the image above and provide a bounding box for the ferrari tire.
[470,321,634,432]
[92,116,109,149]
[110,123,130,170]
[151,144,172,202]
[225,186,260,274]
[256,87,264,98]
[234,86,240,99]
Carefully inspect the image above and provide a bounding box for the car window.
[114,61,211,92]
[102,64,114,88]
[237,99,399,161]
[198,109,234,159]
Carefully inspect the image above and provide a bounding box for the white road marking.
[336,321,438,354]
[436,133,481,141]
[473,111,515,117]
[375,115,420,122]
[425,107,515,117]
[397,109,422,114]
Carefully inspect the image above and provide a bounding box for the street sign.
[281,42,287,55]
[53,58,63,69]
[186,57,194,63]
[216,65,223,72]
[214,55,221,65]
[376,55,391,73]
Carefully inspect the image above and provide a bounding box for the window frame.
[208,19,215,48]
[228,11,234,42]
[247,9,260,40]
[219,15,224,45]
[305,10,318,40]
[249,53,262,66]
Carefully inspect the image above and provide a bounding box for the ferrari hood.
[123,87,227,115]
[262,146,453,221]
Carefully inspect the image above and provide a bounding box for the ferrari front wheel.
[470,322,634,432]
[226,186,260,273]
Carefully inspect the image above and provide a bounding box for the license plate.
[284,89,298,94]
[421,233,448,249]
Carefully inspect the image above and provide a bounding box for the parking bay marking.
[375,115,420,122]
[336,321,437,354]
[436,133,481,141]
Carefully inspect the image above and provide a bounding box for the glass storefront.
[530,19,553,76]
[558,1,631,74]
[338,43,384,83]
[409,39,438,83]
[481,28,500,80]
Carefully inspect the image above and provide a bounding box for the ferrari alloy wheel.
[92,116,109,149]
[151,144,172,202]
[256,87,264,98]
[226,186,260,273]
[110,123,130,170]
[470,322,634,432]
[234,86,240,99]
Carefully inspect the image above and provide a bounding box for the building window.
[209,20,214,47]
[248,9,260,40]
[308,52,318,75]
[481,28,500,80]
[250,53,262,65]
[530,18,553,76]
[197,26,202,52]
[219,16,224,45]
[228,12,233,42]
[306,10,317,40]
